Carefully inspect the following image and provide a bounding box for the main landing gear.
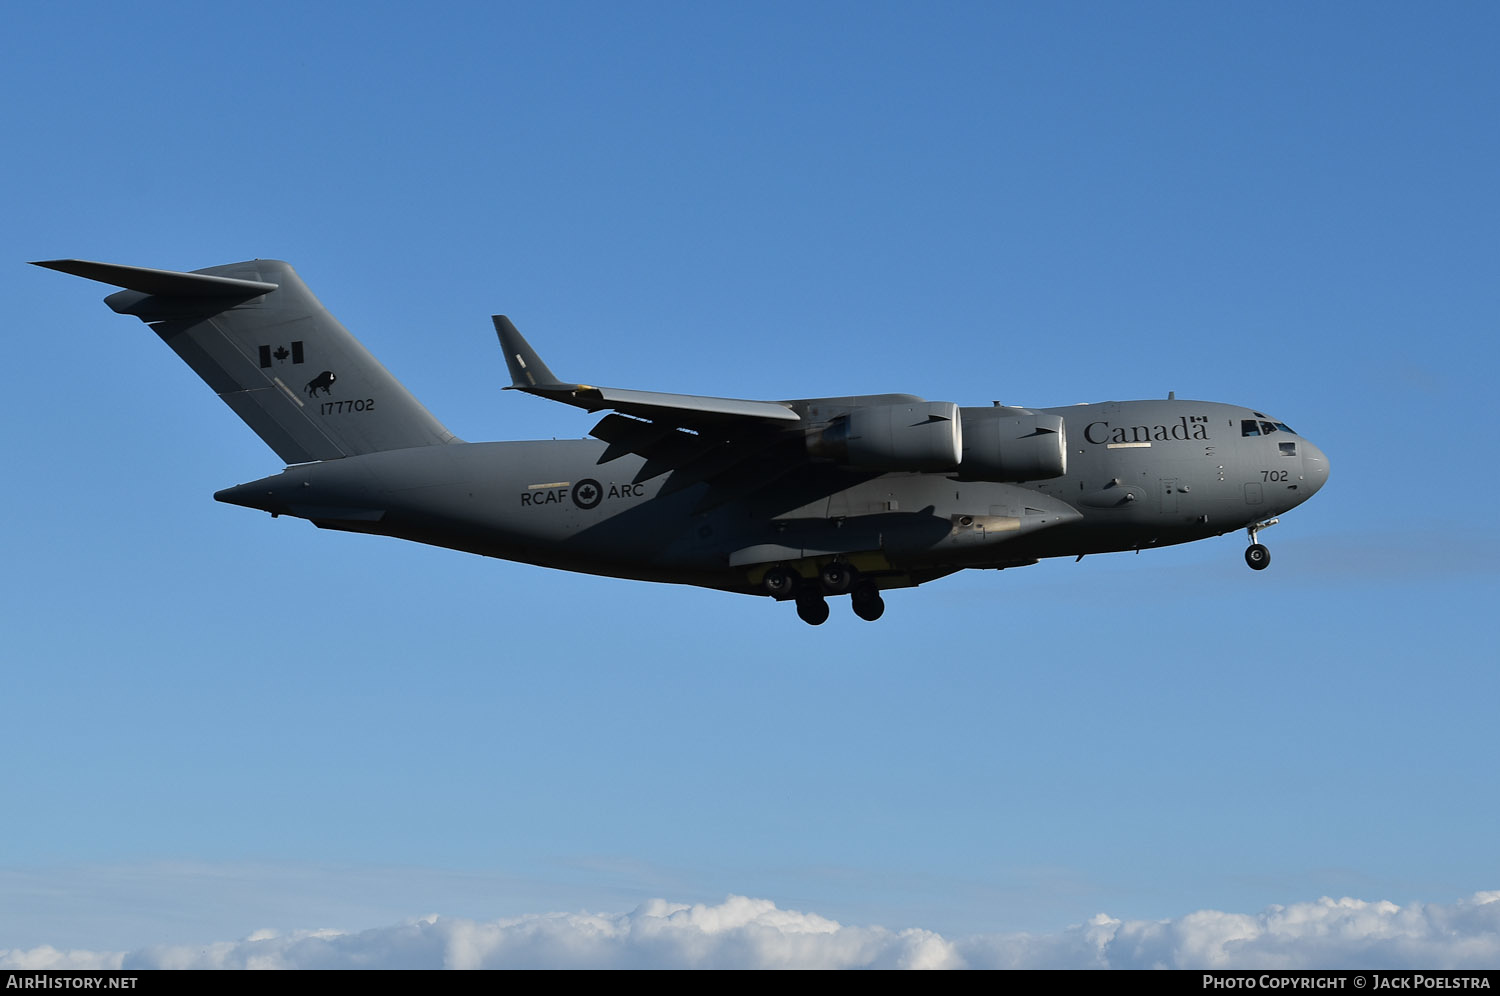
[795,595,830,626]
[763,563,886,625]
[850,580,885,622]
[1244,518,1279,571]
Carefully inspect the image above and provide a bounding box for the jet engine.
[806,401,963,471]
[954,409,1067,481]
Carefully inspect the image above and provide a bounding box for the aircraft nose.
[1302,440,1331,495]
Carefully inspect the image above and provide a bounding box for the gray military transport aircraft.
[35,258,1330,625]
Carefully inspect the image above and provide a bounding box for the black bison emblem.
[305,370,337,397]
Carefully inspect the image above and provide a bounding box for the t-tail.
[31,259,458,463]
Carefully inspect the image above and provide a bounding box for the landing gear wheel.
[763,566,799,598]
[796,595,830,626]
[819,561,857,595]
[850,581,885,622]
[1244,520,1278,571]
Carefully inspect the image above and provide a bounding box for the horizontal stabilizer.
[31,259,279,297]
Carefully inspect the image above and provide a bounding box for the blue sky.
[4,1,1499,968]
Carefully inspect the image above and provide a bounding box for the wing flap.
[591,413,681,464]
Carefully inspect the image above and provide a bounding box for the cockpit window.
[1245,417,1299,438]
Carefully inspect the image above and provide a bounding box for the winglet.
[31,259,279,297]
[493,315,567,390]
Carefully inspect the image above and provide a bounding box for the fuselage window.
[1280,442,1297,457]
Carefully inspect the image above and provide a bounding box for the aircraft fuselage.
[216,398,1329,594]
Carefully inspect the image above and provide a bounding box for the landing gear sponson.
[1245,518,1279,571]
[763,563,885,625]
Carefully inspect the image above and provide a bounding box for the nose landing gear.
[1244,518,1279,571]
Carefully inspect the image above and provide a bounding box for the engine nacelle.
[807,401,962,471]
[955,409,1067,481]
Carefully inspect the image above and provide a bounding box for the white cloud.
[5,892,1498,970]
[116,896,959,970]
[957,893,1500,969]
[0,947,124,970]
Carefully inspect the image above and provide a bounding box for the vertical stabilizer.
[34,259,458,463]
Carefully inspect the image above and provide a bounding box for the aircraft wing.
[493,316,799,424]
[494,316,820,503]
